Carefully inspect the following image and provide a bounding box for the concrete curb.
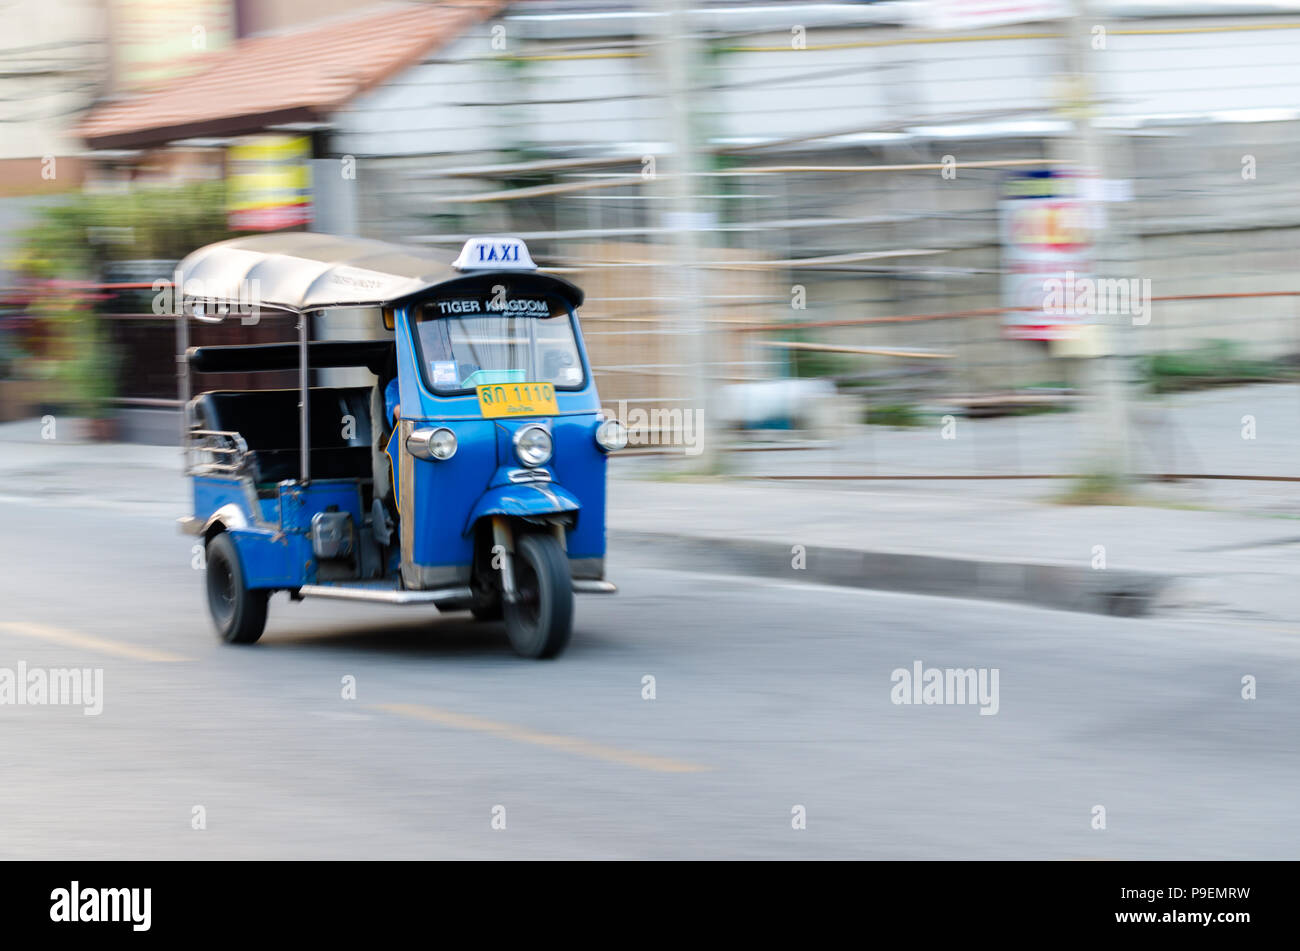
[613,530,1174,617]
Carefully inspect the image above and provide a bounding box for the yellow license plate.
[476,382,559,419]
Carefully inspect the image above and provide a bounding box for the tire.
[503,533,573,659]
[206,532,269,645]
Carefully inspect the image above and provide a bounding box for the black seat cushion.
[190,387,375,484]
[243,446,374,484]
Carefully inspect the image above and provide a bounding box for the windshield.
[412,297,585,395]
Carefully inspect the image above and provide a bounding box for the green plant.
[1055,471,1139,506]
[38,294,117,418]
[1140,340,1290,393]
[1003,402,1072,417]
[864,402,923,427]
[789,348,857,380]
[70,321,119,419]
[12,181,233,279]
[10,183,235,416]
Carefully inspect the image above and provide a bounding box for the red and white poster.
[999,169,1095,341]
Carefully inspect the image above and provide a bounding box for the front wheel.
[504,533,573,659]
[206,532,269,645]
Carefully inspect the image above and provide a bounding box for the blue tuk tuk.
[176,233,626,658]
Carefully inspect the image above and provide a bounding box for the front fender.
[463,482,581,536]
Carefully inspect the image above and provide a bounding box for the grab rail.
[185,428,251,477]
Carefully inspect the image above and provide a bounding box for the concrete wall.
[0,0,107,161]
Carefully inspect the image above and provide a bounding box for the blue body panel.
[193,476,365,590]
[229,527,310,589]
[393,301,609,574]
[402,418,498,570]
[193,476,257,525]
[545,413,608,560]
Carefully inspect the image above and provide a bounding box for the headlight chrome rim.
[513,424,553,467]
[428,427,457,461]
[595,418,628,452]
[407,426,457,461]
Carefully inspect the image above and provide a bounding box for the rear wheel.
[504,533,573,659]
[206,532,269,645]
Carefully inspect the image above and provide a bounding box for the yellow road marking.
[0,622,191,663]
[372,702,710,774]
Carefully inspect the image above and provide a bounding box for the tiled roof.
[78,1,501,148]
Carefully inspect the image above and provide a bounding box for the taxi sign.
[452,236,537,272]
[477,382,559,419]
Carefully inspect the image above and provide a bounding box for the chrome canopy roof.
[174,233,584,313]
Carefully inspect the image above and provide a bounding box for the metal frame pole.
[299,309,311,484]
[175,275,189,453]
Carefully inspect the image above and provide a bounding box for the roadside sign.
[999,169,1095,341]
[227,135,313,232]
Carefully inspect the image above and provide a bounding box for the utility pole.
[658,0,716,471]
[1060,0,1133,493]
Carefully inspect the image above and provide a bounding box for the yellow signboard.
[477,383,559,419]
[228,135,312,231]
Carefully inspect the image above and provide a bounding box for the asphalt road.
[1,493,1298,859]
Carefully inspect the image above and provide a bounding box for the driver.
[384,376,400,427]
[373,367,401,548]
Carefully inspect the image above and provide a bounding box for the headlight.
[595,418,628,452]
[513,425,553,467]
[407,427,457,461]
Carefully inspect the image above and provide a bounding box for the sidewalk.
[4,415,1299,623]
[606,477,1300,622]
[0,418,185,516]
[616,382,1300,516]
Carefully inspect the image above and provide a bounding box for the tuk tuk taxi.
[175,233,626,658]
